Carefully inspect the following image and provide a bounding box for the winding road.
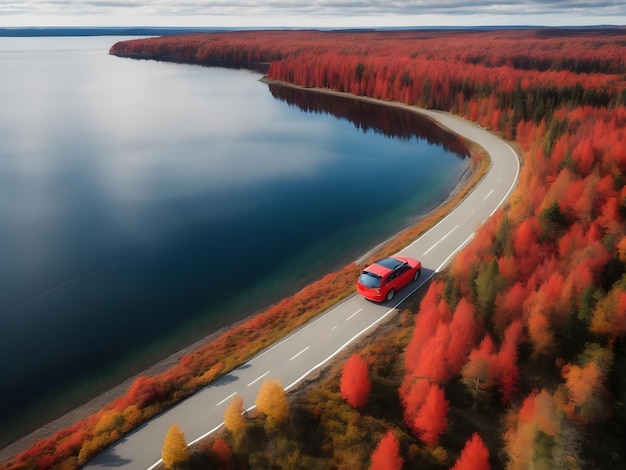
[86,90,519,470]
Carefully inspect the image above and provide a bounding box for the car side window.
[387,272,397,282]
[397,265,410,276]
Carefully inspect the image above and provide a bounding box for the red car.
[356,256,422,302]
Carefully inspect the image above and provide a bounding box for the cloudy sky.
[1,1,625,28]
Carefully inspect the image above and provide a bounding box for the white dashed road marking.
[216,392,236,407]
[346,308,362,321]
[247,371,270,387]
[423,224,458,255]
[290,346,309,361]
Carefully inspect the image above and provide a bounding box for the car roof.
[365,257,406,276]
[374,257,406,270]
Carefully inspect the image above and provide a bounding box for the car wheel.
[386,289,395,301]
[413,269,421,281]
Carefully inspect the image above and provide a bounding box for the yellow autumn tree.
[255,378,289,427]
[224,394,246,433]
[161,423,189,469]
[94,409,124,435]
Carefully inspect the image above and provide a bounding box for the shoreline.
[0,82,485,462]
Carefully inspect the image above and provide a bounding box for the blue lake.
[0,36,469,445]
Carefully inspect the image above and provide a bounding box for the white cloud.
[1,0,625,27]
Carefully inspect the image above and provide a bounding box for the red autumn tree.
[370,430,404,470]
[493,282,527,335]
[340,354,371,408]
[400,377,431,434]
[212,438,233,468]
[447,298,480,375]
[413,383,449,446]
[512,216,542,261]
[412,322,452,383]
[450,433,490,470]
[496,320,523,405]
[571,138,597,176]
[404,281,446,371]
[498,255,517,283]
[404,305,442,372]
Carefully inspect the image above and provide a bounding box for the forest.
[3,28,626,469]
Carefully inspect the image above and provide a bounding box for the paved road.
[86,98,519,470]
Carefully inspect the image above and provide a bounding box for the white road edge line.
[435,233,475,273]
[147,459,163,470]
[489,144,520,217]
[247,371,270,387]
[423,224,458,255]
[216,392,237,407]
[290,346,309,361]
[187,421,227,449]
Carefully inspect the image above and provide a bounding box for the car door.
[394,264,412,289]
[384,271,398,294]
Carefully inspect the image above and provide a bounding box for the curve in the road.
[86,90,519,470]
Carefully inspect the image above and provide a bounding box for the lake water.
[0,36,468,446]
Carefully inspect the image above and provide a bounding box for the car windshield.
[359,271,381,288]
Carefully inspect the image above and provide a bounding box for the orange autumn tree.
[340,353,371,409]
[461,335,499,405]
[590,282,626,344]
[560,342,613,423]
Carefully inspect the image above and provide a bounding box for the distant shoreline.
[0,76,482,463]
[2,25,624,37]
[0,27,230,37]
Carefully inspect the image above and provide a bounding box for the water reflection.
[268,83,469,158]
